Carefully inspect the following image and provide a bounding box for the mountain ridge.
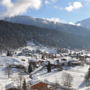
[5,16,90,36]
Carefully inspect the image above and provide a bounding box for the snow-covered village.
[0,42,90,90]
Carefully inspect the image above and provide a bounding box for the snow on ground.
[0,56,30,90]
[0,56,21,66]
[33,65,90,90]
[0,68,16,90]
[0,45,90,90]
[0,57,88,90]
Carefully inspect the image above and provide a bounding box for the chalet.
[6,88,20,90]
[31,82,53,90]
[68,60,81,66]
[8,64,26,72]
[60,58,67,66]
[61,58,67,61]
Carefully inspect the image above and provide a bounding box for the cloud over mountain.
[0,0,42,18]
[65,2,83,12]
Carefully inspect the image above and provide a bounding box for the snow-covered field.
[35,65,89,90]
[0,56,30,90]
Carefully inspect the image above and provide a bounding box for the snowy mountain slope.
[76,18,90,29]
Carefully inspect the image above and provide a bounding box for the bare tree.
[52,82,60,90]
[5,64,12,78]
[61,72,73,89]
[11,73,24,90]
[85,67,90,86]
[18,73,24,89]
[27,84,31,90]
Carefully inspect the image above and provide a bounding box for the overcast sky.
[0,0,90,23]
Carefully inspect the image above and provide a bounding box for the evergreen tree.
[7,51,11,56]
[28,63,32,73]
[41,55,45,60]
[22,79,27,90]
[56,60,63,71]
[47,61,51,73]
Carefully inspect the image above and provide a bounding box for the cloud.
[69,22,81,26]
[65,2,83,12]
[0,0,42,18]
[43,17,65,24]
[43,17,81,25]
[43,18,80,26]
[54,6,63,10]
[45,0,50,5]
[45,0,58,5]
[51,0,58,3]
[85,0,90,1]
[1,0,14,8]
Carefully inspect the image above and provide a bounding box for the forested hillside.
[0,20,90,50]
